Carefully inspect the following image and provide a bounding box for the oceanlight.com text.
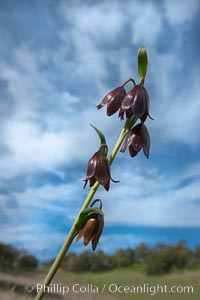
[30,282,194,296]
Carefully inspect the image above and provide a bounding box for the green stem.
[34,181,99,300]
[34,118,136,300]
[109,118,135,164]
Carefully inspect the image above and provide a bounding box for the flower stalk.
[34,118,136,300]
[35,46,150,300]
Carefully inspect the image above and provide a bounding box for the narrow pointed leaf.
[90,124,106,145]
[90,124,108,156]
[138,46,148,78]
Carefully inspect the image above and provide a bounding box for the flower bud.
[121,123,150,158]
[97,86,126,116]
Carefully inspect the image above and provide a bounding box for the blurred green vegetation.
[1,240,200,276]
[0,242,38,272]
[43,240,200,276]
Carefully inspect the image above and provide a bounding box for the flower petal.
[91,214,104,251]
[128,145,139,157]
[83,219,97,246]
[86,153,98,179]
[121,92,133,111]
[97,87,125,113]
[140,123,150,158]
[95,155,110,187]
[120,131,133,153]
[107,87,126,116]
[76,218,97,246]
[130,86,146,118]
[89,177,96,187]
[104,180,110,191]
[141,87,153,121]
[96,94,111,110]
[83,178,88,189]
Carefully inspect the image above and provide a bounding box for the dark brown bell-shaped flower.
[83,145,119,191]
[121,123,150,158]
[76,200,104,251]
[119,83,152,122]
[76,211,104,251]
[97,86,126,116]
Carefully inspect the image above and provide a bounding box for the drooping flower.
[121,123,150,158]
[96,86,126,116]
[83,145,119,191]
[76,199,104,251]
[119,83,152,122]
[76,211,104,251]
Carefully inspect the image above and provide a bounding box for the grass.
[0,268,200,300]
[62,268,200,300]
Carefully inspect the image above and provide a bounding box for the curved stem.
[121,77,136,87]
[90,198,103,209]
[34,118,136,300]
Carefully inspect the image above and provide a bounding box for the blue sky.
[0,0,200,261]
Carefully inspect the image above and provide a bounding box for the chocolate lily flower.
[83,145,119,191]
[97,86,126,116]
[76,211,104,251]
[119,83,152,122]
[121,123,150,158]
[76,199,104,251]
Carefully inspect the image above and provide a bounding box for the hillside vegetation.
[1,240,200,275]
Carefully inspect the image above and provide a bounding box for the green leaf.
[90,124,106,145]
[138,46,148,78]
[81,207,104,217]
[90,124,108,156]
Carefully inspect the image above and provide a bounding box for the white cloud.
[182,162,200,179]
[55,1,125,90]
[0,182,82,235]
[130,2,162,44]
[0,107,122,180]
[0,48,53,119]
[0,119,70,179]
[59,1,123,43]
[164,0,199,25]
[14,44,39,73]
[13,183,79,209]
[153,69,200,145]
[145,45,200,147]
[101,162,200,227]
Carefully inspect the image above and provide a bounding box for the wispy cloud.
[164,0,199,25]
[98,161,200,227]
